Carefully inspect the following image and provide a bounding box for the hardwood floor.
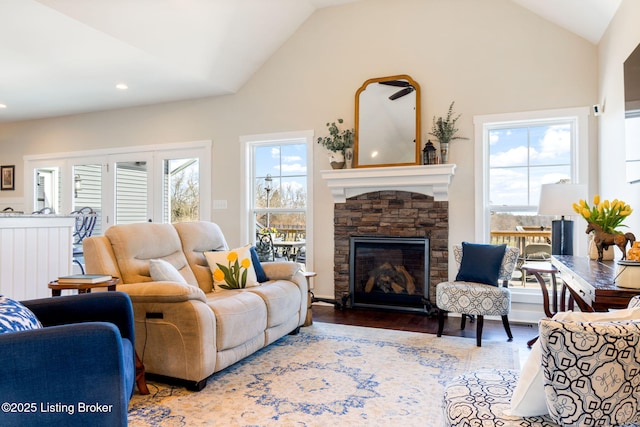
[310,303,536,348]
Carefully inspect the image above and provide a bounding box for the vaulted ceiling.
[0,0,621,123]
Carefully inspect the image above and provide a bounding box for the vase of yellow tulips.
[573,195,633,260]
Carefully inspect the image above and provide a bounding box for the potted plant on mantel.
[317,118,354,169]
[429,101,468,163]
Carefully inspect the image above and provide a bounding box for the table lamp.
[538,182,587,255]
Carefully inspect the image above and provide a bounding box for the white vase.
[344,148,354,168]
[329,151,345,169]
[440,141,450,163]
[588,234,615,260]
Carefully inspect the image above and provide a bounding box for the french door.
[27,141,211,232]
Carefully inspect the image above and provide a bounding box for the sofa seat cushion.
[247,281,302,328]
[206,290,267,351]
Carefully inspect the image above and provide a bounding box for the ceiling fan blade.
[389,87,414,100]
[379,80,411,87]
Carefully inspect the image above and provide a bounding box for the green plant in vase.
[317,118,354,169]
[429,101,468,163]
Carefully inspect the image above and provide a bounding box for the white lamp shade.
[538,183,587,217]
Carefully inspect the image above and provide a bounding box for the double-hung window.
[474,108,589,292]
[242,131,313,268]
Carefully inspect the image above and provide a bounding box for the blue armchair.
[0,292,135,427]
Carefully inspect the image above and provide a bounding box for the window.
[474,107,589,242]
[25,141,211,229]
[488,121,573,231]
[242,131,313,269]
[163,158,200,223]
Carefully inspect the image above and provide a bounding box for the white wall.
[598,0,640,235]
[0,0,598,299]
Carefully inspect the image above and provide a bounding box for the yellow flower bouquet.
[572,195,633,234]
[259,226,277,235]
[213,250,251,289]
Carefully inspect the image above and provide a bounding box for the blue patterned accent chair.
[0,292,135,427]
[443,296,640,427]
[436,244,520,346]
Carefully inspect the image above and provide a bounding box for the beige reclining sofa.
[83,221,308,391]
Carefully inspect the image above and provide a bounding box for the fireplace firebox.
[349,236,430,312]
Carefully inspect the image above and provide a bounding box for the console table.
[551,255,640,311]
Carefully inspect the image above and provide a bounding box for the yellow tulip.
[582,209,591,219]
[603,200,610,209]
[593,195,600,205]
[572,203,581,213]
[227,251,238,262]
[241,258,251,269]
[213,268,225,281]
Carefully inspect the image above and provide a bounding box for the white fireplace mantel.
[320,164,456,203]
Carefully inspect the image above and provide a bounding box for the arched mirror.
[354,74,421,168]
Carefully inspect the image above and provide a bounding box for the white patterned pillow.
[508,308,640,417]
[539,318,640,426]
[0,295,43,333]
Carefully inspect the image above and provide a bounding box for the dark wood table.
[48,277,119,296]
[552,255,640,311]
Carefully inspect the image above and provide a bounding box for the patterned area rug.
[128,322,519,426]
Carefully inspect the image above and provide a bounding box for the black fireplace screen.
[349,236,429,311]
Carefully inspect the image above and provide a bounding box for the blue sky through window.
[489,123,572,209]
[255,142,307,209]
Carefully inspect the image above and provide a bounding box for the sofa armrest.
[118,281,207,303]
[83,235,122,278]
[261,261,302,281]
[0,322,132,426]
[22,292,134,342]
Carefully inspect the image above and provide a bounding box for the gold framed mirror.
[354,74,421,168]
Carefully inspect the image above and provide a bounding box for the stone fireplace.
[321,165,455,312]
[350,235,429,311]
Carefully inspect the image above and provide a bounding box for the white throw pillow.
[149,259,187,284]
[204,244,259,290]
[507,307,640,416]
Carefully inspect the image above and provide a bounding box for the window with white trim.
[474,108,589,289]
[475,108,588,239]
[242,131,313,270]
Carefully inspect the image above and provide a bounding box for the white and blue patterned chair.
[443,295,640,427]
[436,244,520,347]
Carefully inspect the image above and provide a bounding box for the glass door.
[72,162,103,234]
[26,141,211,228]
[153,146,210,224]
[110,154,153,225]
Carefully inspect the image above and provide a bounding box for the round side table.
[48,277,120,296]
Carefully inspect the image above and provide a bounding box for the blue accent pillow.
[455,242,506,286]
[0,295,43,333]
[250,246,269,283]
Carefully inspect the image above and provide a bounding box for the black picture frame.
[1,165,15,191]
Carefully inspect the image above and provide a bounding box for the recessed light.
[0,104,6,109]
[116,83,128,90]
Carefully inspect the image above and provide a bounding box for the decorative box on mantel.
[320,164,456,203]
